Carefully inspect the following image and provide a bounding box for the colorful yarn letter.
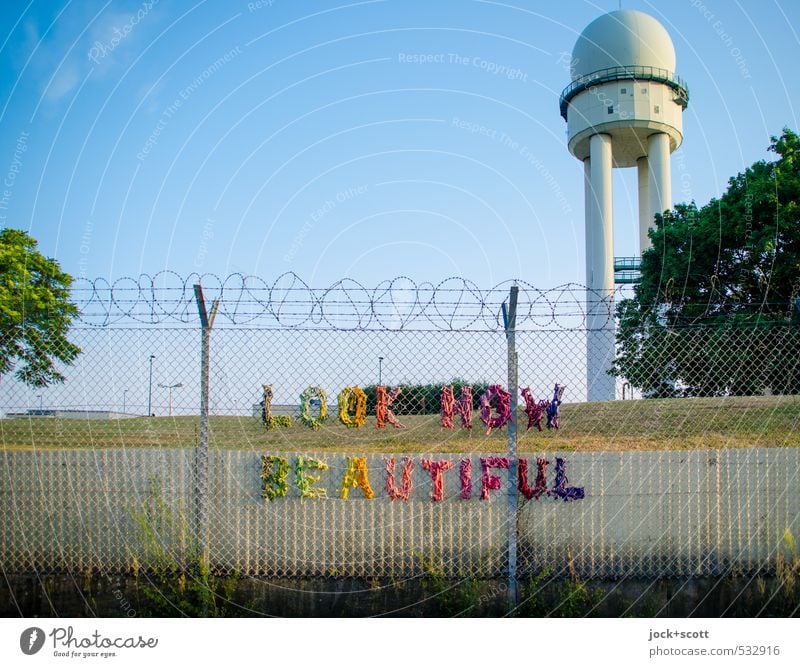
[376,386,404,429]
[299,386,328,430]
[295,456,329,499]
[440,385,456,429]
[442,386,473,430]
[546,384,565,430]
[338,386,367,428]
[261,385,273,427]
[456,386,473,430]
[479,385,512,435]
[459,458,472,499]
[518,457,549,500]
[260,455,289,501]
[421,459,455,502]
[550,457,584,502]
[340,457,375,499]
[479,456,510,500]
[384,457,414,500]
[520,387,547,432]
[261,386,291,428]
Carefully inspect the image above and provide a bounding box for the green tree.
[0,228,81,387]
[613,128,800,397]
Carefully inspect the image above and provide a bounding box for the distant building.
[4,409,138,420]
[252,403,300,419]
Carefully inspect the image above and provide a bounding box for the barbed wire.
[72,272,621,330]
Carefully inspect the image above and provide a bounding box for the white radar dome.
[571,9,677,79]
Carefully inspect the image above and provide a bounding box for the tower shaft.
[647,132,672,233]
[637,156,650,251]
[586,134,617,402]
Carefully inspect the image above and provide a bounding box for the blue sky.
[1,0,798,289]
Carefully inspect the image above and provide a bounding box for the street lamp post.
[122,389,129,414]
[147,355,156,416]
[378,356,384,386]
[158,382,183,417]
[36,394,43,412]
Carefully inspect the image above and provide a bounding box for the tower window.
[641,88,647,94]
[608,106,614,114]
[620,87,627,94]
[654,105,660,113]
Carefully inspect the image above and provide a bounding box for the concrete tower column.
[587,133,616,401]
[647,132,672,225]
[637,156,650,252]
[588,134,613,292]
[584,158,593,289]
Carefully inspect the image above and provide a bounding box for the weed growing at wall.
[129,476,240,617]
[418,554,482,616]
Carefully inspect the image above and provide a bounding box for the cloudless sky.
[1,0,798,289]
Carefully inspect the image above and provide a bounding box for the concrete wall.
[1,449,798,578]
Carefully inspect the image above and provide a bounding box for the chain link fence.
[3,447,799,580]
[2,273,800,583]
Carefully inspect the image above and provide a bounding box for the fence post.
[502,285,519,611]
[194,284,218,569]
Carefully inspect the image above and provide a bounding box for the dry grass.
[2,395,799,452]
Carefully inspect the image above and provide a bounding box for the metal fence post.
[502,285,519,611]
[194,284,218,568]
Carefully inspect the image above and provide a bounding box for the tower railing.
[560,65,690,120]
[613,256,642,285]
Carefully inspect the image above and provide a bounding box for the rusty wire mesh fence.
[2,273,800,582]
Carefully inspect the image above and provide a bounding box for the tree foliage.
[363,379,489,415]
[0,228,81,387]
[613,128,800,397]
